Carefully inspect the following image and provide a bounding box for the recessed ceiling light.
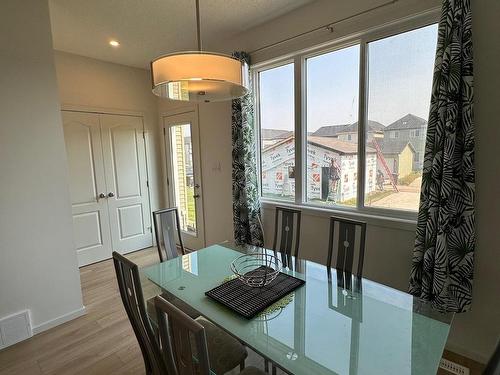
[109,40,120,47]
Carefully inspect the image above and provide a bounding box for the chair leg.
[272,364,277,375]
[240,360,245,371]
[264,359,269,373]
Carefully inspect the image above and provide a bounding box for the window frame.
[253,10,440,222]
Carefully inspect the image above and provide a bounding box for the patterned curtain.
[231,51,264,247]
[409,0,474,313]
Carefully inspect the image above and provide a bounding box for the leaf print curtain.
[409,0,475,313]
[231,51,264,247]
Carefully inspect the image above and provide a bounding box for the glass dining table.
[141,242,453,375]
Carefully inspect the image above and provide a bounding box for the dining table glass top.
[141,242,453,375]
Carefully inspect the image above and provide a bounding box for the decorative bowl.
[230,252,282,287]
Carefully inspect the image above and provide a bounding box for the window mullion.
[293,56,304,205]
[357,40,368,211]
[253,69,263,198]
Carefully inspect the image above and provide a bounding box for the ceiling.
[49,0,315,69]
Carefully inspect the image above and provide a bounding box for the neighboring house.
[383,114,427,170]
[261,128,294,148]
[311,124,350,138]
[336,120,385,143]
[377,139,416,180]
[261,136,377,202]
[184,135,193,186]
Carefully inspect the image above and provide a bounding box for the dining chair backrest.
[112,252,167,375]
[272,206,301,266]
[154,296,211,375]
[483,340,500,375]
[153,207,186,262]
[326,216,367,279]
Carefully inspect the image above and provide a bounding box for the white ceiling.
[49,0,315,69]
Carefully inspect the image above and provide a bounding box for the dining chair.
[272,206,302,268]
[112,252,167,375]
[154,296,266,375]
[483,340,500,375]
[153,207,186,262]
[326,216,367,287]
[152,208,200,319]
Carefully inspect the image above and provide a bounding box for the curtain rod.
[249,0,399,55]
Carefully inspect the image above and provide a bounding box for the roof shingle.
[337,120,385,133]
[311,124,350,137]
[261,129,293,140]
[308,136,375,154]
[384,114,427,130]
[376,139,415,154]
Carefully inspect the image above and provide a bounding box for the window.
[306,44,360,206]
[258,63,295,201]
[255,19,438,217]
[410,129,421,138]
[365,24,437,211]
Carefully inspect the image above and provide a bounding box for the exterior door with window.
[163,111,205,250]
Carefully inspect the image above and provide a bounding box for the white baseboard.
[32,306,86,335]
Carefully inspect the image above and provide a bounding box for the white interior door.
[100,113,152,254]
[62,111,112,266]
[163,111,205,250]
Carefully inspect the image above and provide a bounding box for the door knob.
[193,194,200,198]
[98,193,106,199]
[108,192,115,198]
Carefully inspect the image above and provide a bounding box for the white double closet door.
[62,111,152,266]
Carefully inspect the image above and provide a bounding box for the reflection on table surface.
[142,242,453,375]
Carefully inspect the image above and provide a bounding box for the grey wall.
[53,51,164,215]
[0,0,84,331]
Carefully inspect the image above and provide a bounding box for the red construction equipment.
[371,139,399,192]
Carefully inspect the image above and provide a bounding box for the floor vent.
[0,310,32,349]
[439,358,470,375]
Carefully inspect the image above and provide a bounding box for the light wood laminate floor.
[0,248,160,375]
[0,248,485,375]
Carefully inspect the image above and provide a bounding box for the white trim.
[32,306,86,335]
[293,55,304,205]
[357,40,368,212]
[159,104,198,118]
[261,200,416,231]
[161,108,207,249]
[60,103,146,118]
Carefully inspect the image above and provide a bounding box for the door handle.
[98,193,106,200]
[193,194,200,198]
[108,192,115,198]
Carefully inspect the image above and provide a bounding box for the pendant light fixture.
[151,0,249,102]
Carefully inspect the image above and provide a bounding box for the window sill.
[261,199,417,232]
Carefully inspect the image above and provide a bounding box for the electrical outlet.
[439,358,470,375]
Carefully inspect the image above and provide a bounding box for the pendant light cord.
[195,0,202,51]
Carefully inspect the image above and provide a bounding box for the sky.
[259,24,438,132]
